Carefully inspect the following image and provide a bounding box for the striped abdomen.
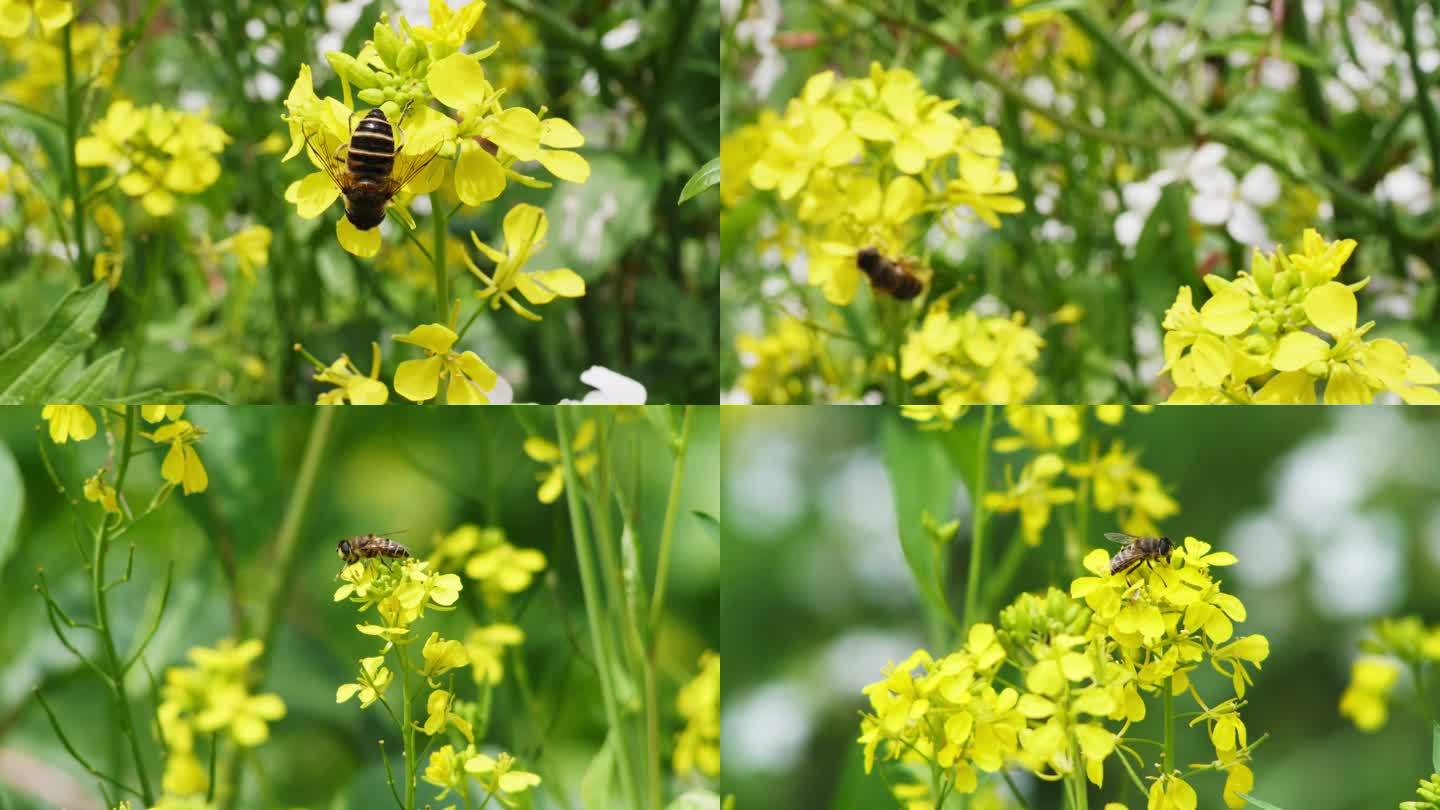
[347,109,396,180]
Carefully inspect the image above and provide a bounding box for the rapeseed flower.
[41,404,95,443]
[1161,230,1440,403]
[464,751,541,799]
[465,623,524,685]
[524,419,596,503]
[335,655,393,708]
[900,307,1044,405]
[983,453,1076,546]
[465,203,584,320]
[734,318,820,404]
[143,419,208,495]
[83,469,119,513]
[392,323,500,404]
[0,0,72,37]
[300,342,390,405]
[674,651,720,778]
[77,101,228,216]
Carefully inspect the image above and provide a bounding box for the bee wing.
[1104,532,1139,545]
[300,121,352,191]
[385,141,445,197]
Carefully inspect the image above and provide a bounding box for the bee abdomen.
[856,247,924,301]
[347,110,396,179]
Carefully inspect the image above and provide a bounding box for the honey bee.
[301,103,441,231]
[1104,532,1174,575]
[856,247,924,300]
[337,533,412,566]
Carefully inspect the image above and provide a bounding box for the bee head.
[337,539,351,558]
[1159,536,1173,553]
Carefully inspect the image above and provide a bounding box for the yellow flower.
[423,743,468,799]
[76,100,228,216]
[83,470,120,514]
[982,453,1076,546]
[420,632,469,683]
[142,404,185,423]
[1338,656,1400,732]
[734,317,820,404]
[901,308,1044,405]
[465,204,585,321]
[418,689,472,741]
[465,624,524,685]
[392,323,499,404]
[464,542,547,593]
[993,406,1082,452]
[674,651,720,777]
[313,343,390,405]
[408,0,487,50]
[144,419,208,495]
[336,655,393,709]
[41,404,96,443]
[1148,773,1197,810]
[464,751,541,796]
[214,225,271,281]
[0,0,73,37]
[523,419,597,503]
[1223,763,1254,809]
[160,639,285,753]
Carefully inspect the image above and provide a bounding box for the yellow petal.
[337,217,381,258]
[394,356,446,402]
[1303,281,1357,336]
[538,149,591,183]
[514,269,585,304]
[1270,332,1329,372]
[540,117,584,149]
[427,53,491,109]
[295,172,340,219]
[454,146,505,205]
[1199,287,1253,336]
[399,323,459,355]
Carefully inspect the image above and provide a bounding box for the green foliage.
[0,282,108,404]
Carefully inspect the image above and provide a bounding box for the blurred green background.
[0,405,719,808]
[722,406,1440,810]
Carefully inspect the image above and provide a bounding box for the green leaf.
[678,157,720,204]
[581,732,617,809]
[55,348,124,401]
[1237,792,1286,810]
[531,151,661,281]
[0,282,109,404]
[0,440,22,572]
[880,415,955,616]
[692,510,719,545]
[1432,720,1440,776]
[666,791,721,810]
[1200,34,1331,70]
[106,389,231,404]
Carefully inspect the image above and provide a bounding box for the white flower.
[1186,144,1279,247]
[1113,170,1175,248]
[1375,165,1432,215]
[565,366,647,405]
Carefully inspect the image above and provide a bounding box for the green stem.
[398,644,416,810]
[433,204,450,323]
[648,405,696,630]
[92,408,154,804]
[961,405,995,630]
[556,409,640,809]
[1065,11,1205,128]
[1394,0,1440,180]
[257,407,337,666]
[62,22,89,283]
[1163,686,1175,773]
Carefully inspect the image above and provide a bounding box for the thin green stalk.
[433,205,450,323]
[91,408,154,804]
[398,644,417,810]
[556,409,640,809]
[961,405,996,630]
[1394,0,1440,179]
[257,407,337,665]
[62,23,89,283]
[648,405,696,630]
[1163,687,1175,773]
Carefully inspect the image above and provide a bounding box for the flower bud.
[398,42,422,73]
[358,87,386,106]
[327,51,381,89]
[372,17,403,68]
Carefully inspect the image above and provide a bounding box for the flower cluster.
[523,419,596,504]
[900,308,1044,410]
[1338,616,1440,732]
[0,0,72,39]
[0,21,118,110]
[281,0,589,258]
[860,535,1268,809]
[77,100,229,216]
[732,317,823,405]
[158,639,287,797]
[424,746,540,804]
[732,65,1024,306]
[1402,773,1440,810]
[1161,229,1440,403]
[429,523,548,606]
[674,651,720,779]
[333,555,462,645]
